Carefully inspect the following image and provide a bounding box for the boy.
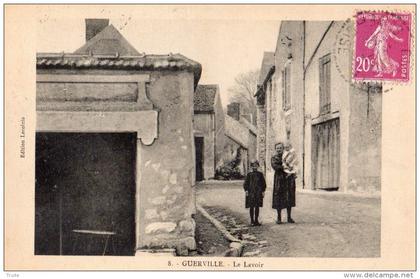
[243,160,266,226]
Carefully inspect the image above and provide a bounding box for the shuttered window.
[319,54,331,115]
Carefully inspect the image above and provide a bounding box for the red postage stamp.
[354,11,411,82]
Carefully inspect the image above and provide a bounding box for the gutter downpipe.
[302,21,306,189]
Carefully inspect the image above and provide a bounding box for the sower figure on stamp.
[243,160,266,226]
[365,17,403,77]
[271,142,297,224]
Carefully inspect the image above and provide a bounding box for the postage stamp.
[4,4,416,272]
[353,11,411,82]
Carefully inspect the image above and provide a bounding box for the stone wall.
[256,104,267,174]
[247,130,257,164]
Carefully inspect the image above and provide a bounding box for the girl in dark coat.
[271,142,296,224]
[243,160,266,226]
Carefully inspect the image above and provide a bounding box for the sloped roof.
[74,24,140,56]
[239,118,257,135]
[258,51,275,85]
[224,115,249,149]
[37,20,202,86]
[194,84,219,113]
[36,53,202,86]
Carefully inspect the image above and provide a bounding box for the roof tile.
[36,53,202,86]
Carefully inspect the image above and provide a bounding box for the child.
[282,142,298,176]
[281,142,298,223]
[243,160,266,226]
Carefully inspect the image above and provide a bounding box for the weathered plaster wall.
[346,24,382,193]
[305,22,347,117]
[193,113,215,179]
[263,78,278,188]
[304,21,334,65]
[258,20,381,194]
[272,21,305,189]
[37,68,197,255]
[214,93,226,168]
[37,82,138,102]
[303,21,351,192]
[138,71,196,255]
[347,84,382,193]
[304,21,381,193]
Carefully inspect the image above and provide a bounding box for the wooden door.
[311,118,340,190]
[195,136,204,181]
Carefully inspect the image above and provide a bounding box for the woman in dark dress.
[243,160,266,226]
[271,142,296,224]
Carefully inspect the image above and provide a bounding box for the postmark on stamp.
[353,11,411,82]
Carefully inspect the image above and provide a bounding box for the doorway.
[35,133,136,255]
[194,136,204,181]
[311,118,340,190]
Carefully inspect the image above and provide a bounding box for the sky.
[36,15,280,107]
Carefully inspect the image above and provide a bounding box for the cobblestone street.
[197,181,381,257]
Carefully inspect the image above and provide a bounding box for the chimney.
[227,102,241,121]
[85,19,109,42]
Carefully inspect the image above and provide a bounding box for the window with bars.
[282,63,291,111]
[319,54,331,115]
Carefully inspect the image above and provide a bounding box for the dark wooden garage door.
[35,133,136,255]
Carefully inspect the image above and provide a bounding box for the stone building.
[225,102,257,173]
[193,84,225,180]
[255,52,275,181]
[223,113,257,176]
[255,21,382,193]
[35,19,201,256]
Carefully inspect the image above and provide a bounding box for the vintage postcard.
[4,4,416,271]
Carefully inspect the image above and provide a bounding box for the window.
[319,54,331,115]
[282,62,291,111]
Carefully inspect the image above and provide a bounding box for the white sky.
[37,17,280,107]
